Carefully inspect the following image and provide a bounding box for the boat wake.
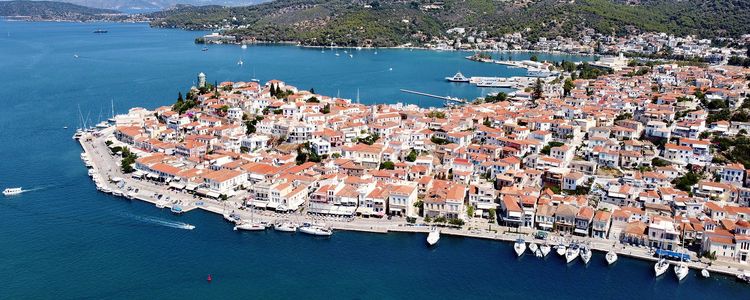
[122,213,195,230]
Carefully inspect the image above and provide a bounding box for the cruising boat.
[701,269,710,278]
[426,227,440,246]
[528,242,538,254]
[234,221,266,231]
[654,258,670,277]
[539,243,551,257]
[674,261,689,281]
[605,250,618,265]
[556,243,567,256]
[445,72,470,83]
[565,244,580,263]
[3,187,23,196]
[273,220,299,232]
[513,239,526,257]
[580,245,591,264]
[298,224,333,236]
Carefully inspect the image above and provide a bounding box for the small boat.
[565,244,580,263]
[654,258,669,277]
[580,245,591,264]
[93,29,108,33]
[234,221,266,231]
[298,224,333,236]
[528,242,538,254]
[201,47,208,51]
[556,243,566,256]
[155,199,168,208]
[111,190,124,197]
[273,221,299,232]
[445,72,470,83]
[426,227,440,246]
[241,44,247,49]
[237,59,243,66]
[335,53,340,56]
[171,204,184,214]
[126,191,136,199]
[207,274,212,282]
[606,250,618,265]
[3,187,23,196]
[349,54,353,58]
[539,243,551,257]
[701,268,710,278]
[73,54,79,59]
[737,271,750,283]
[674,261,689,281]
[513,239,526,257]
[63,126,68,129]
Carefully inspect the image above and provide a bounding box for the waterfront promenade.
[79,128,750,280]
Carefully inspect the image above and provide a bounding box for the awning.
[655,249,691,261]
[252,201,268,208]
[357,206,374,215]
[185,182,199,191]
[266,202,279,209]
[574,228,589,235]
[169,182,186,189]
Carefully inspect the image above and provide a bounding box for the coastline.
[77,127,749,281]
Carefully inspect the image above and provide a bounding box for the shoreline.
[77,128,749,282]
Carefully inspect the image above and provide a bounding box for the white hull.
[3,188,23,196]
[654,259,669,277]
[580,248,591,264]
[514,241,526,257]
[234,222,266,231]
[528,243,538,254]
[556,245,566,256]
[427,230,440,246]
[701,269,710,278]
[674,263,689,281]
[273,222,298,232]
[539,244,551,257]
[299,225,333,236]
[606,251,618,265]
[566,247,580,263]
[155,200,168,208]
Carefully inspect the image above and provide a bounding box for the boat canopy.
[655,249,691,261]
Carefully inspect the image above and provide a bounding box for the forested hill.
[148,0,750,47]
[0,1,121,19]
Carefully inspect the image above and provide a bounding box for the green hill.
[148,0,750,47]
[0,1,121,18]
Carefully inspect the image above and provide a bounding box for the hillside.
[49,0,269,11]
[148,0,750,47]
[0,0,121,20]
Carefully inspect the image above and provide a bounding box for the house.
[574,206,595,236]
[592,210,612,239]
[388,183,418,217]
[554,204,578,234]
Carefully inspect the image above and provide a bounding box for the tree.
[177,91,183,102]
[306,96,319,103]
[488,208,496,223]
[321,103,331,114]
[563,78,574,97]
[532,78,543,100]
[309,87,315,94]
[673,171,700,192]
[406,149,417,162]
[541,141,564,155]
[423,215,431,223]
[379,161,395,170]
[530,54,539,62]
[466,205,475,218]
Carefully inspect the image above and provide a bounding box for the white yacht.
[298,224,333,236]
[565,244,580,263]
[606,250,618,265]
[111,190,123,197]
[528,242,538,255]
[3,187,23,196]
[580,245,591,264]
[234,221,266,231]
[426,227,440,246]
[273,220,299,232]
[155,199,169,209]
[539,243,551,257]
[445,72,470,83]
[513,239,526,257]
[701,268,710,278]
[674,261,689,281]
[654,258,670,277]
[556,243,567,256]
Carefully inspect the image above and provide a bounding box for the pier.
[399,89,469,104]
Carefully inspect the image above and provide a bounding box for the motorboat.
[273,221,299,232]
[513,239,526,257]
[606,250,618,265]
[539,243,551,257]
[445,72,470,83]
[580,245,591,264]
[737,271,750,283]
[126,191,136,199]
[701,268,710,278]
[556,243,566,256]
[112,190,123,197]
[93,29,108,33]
[155,199,168,208]
[654,258,670,277]
[241,44,247,49]
[674,261,689,281]
[234,221,266,231]
[426,227,440,246]
[565,244,580,263]
[528,242,538,255]
[298,224,333,236]
[3,187,23,196]
[171,204,184,214]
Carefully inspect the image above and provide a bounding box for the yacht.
[426,227,440,246]
[701,268,710,278]
[606,250,618,265]
[171,204,184,215]
[111,190,124,197]
[556,243,567,256]
[234,221,266,231]
[539,243,551,257]
[674,261,689,281]
[513,239,526,257]
[298,223,333,236]
[445,72,470,83]
[565,244,580,263]
[126,191,136,200]
[3,187,23,196]
[528,242,538,255]
[155,199,169,209]
[580,245,591,264]
[654,258,670,277]
[273,220,299,232]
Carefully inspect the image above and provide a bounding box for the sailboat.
[234,196,266,231]
[565,243,580,263]
[513,238,526,257]
[528,242,538,255]
[580,245,591,264]
[606,249,618,265]
[654,257,669,277]
[250,68,260,83]
[674,260,689,281]
[539,243,551,257]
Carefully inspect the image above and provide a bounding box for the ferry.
[426,227,440,246]
[445,72,470,83]
[3,187,23,196]
[298,223,333,236]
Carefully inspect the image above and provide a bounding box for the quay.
[78,128,749,280]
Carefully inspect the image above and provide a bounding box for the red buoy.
[207,274,212,282]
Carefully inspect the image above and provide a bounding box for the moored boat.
[606,250,618,265]
[234,221,266,231]
[171,204,184,214]
[298,223,333,236]
[273,220,299,232]
[556,243,566,256]
[513,239,526,257]
[528,242,538,254]
[674,261,689,281]
[426,227,440,246]
[539,243,551,257]
[654,258,669,277]
[701,268,710,278]
[580,245,591,264]
[565,244,580,263]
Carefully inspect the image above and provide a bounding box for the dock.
[399,89,469,104]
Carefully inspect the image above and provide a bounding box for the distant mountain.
[0,1,121,19]
[147,0,750,47]
[46,0,269,11]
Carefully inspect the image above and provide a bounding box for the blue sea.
[0,21,747,299]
